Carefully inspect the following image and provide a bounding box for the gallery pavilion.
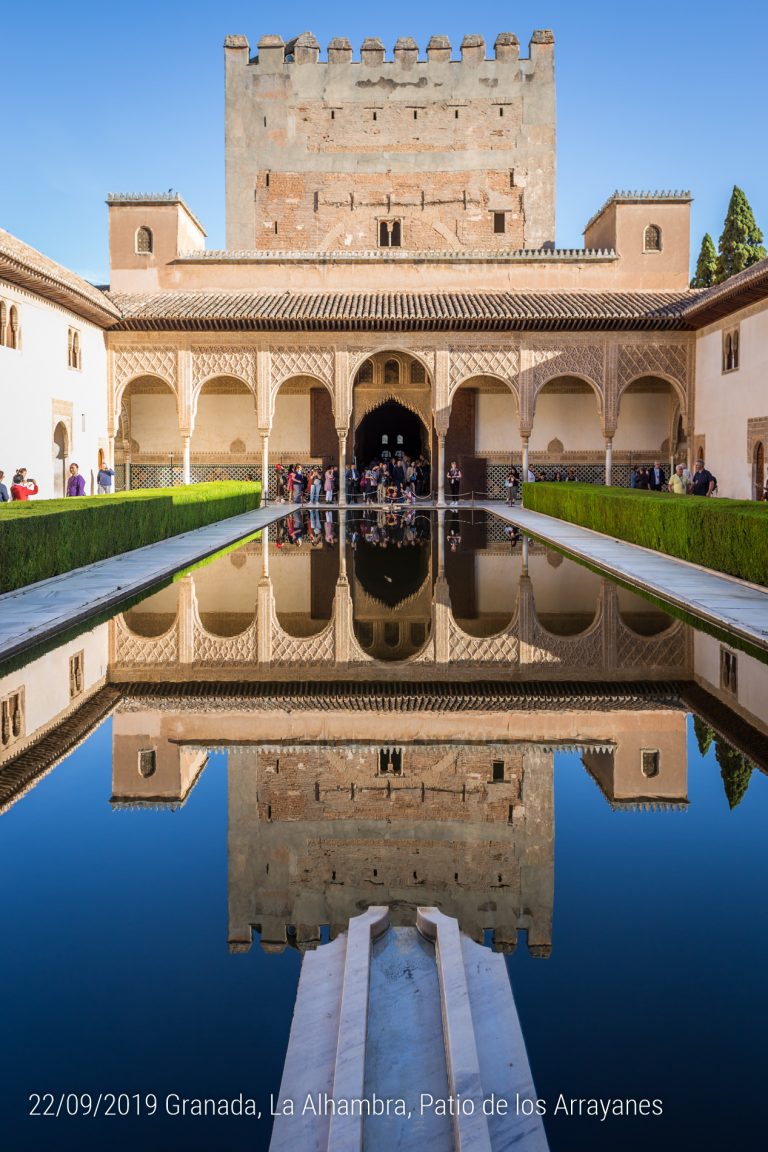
[1,28,766,502]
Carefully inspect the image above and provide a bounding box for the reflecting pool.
[1,510,766,1151]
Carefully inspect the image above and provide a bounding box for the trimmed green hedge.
[522,483,768,586]
[0,482,261,593]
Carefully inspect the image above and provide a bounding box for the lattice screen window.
[644,224,662,252]
[135,226,153,254]
[138,749,157,778]
[640,749,660,778]
[69,651,84,699]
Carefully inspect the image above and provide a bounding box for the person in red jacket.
[10,468,39,500]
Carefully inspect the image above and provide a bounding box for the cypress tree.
[690,233,718,288]
[716,186,767,282]
[715,737,753,809]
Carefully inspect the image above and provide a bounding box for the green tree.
[692,714,714,756]
[690,233,718,288]
[714,737,753,809]
[716,186,767,282]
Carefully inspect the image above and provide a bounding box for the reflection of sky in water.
[0,714,766,1150]
[1,513,767,1151]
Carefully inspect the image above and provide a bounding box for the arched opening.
[754,441,765,501]
[117,376,182,488]
[52,421,69,498]
[615,376,681,487]
[194,543,260,636]
[272,516,340,637]
[122,583,180,637]
[445,510,517,637]
[529,553,601,635]
[354,399,427,467]
[351,352,432,479]
[447,376,519,499]
[617,587,673,636]
[270,375,336,498]
[529,376,603,481]
[192,376,258,482]
[97,448,105,471]
[351,510,433,660]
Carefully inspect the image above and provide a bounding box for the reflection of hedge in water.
[693,715,754,808]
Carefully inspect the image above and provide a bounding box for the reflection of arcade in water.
[110,510,690,679]
[108,687,690,956]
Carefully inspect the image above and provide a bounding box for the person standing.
[66,463,86,497]
[636,467,650,490]
[97,462,115,494]
[447,460,462,506]
[324,466,335,504]
[10,469,38,500]
[668,464,689,495]
[0,471,9,503]
[292,466,305,504]
[649,460,667,491]
[690,460,716,497]
[346,463,359,504]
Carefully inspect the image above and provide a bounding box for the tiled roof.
[0,228,120,327]
[108,288,699,332]
[680,255,768,326]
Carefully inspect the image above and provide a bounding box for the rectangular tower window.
[413,109,418,120]
[493,212,506,234]
[492,760,505,782]
[499,106,505,117]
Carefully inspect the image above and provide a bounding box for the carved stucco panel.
[449,346,520,393]
[271,347,334,390]
[191,347,256,392]
[113,347,178,399]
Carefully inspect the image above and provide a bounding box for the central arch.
[354,398,428,467]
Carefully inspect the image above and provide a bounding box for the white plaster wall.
[129,394,183,453]
[694,632,768,732]
[695,307,768,499]
[123,583,180,617]
[529,393,602,451]
[475,393,519,452]
[613,391,674,452]
[0,281,108,499]
[193,393,259,453]
[0,624,108,743]
[271,393,311,455]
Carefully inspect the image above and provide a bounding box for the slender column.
[182,435,191,485]
[125,458,132,491]
[338,432,347,507]
[521,436,530,482]
[437,508,446,575]
[521,536,529,575]
[108,435,115,470]
[437,432,446,506]
[261,432,269,505]
[605,437,613,487]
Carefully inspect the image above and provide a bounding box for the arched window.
[355,359,374,385]
[378,219,402,248]
[722,325,740,373]
[644,224,662,252]
[135,226,153,255]
[384,359,400,385]
[0,300,6,347]
[8,306,19,349]
[72,330,81,369]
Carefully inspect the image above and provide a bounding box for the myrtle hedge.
[0,482,261,593]
[522,483,768,586]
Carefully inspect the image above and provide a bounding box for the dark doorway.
[354,400,426,467]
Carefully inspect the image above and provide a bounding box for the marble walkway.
[0,504,288,663]
[479,501,768,654]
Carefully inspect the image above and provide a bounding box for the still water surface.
[0,510,766,1151]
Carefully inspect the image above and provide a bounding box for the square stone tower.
[224,31,556,253]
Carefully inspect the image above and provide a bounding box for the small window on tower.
[493,212,506,234]
[135,226,153,255]
[644,224,662,252]
[379,220,402,248]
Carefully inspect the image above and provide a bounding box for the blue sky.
[3,0,767,283]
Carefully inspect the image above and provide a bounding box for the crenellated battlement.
[224,29,556,253]
[224,30,554,67]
